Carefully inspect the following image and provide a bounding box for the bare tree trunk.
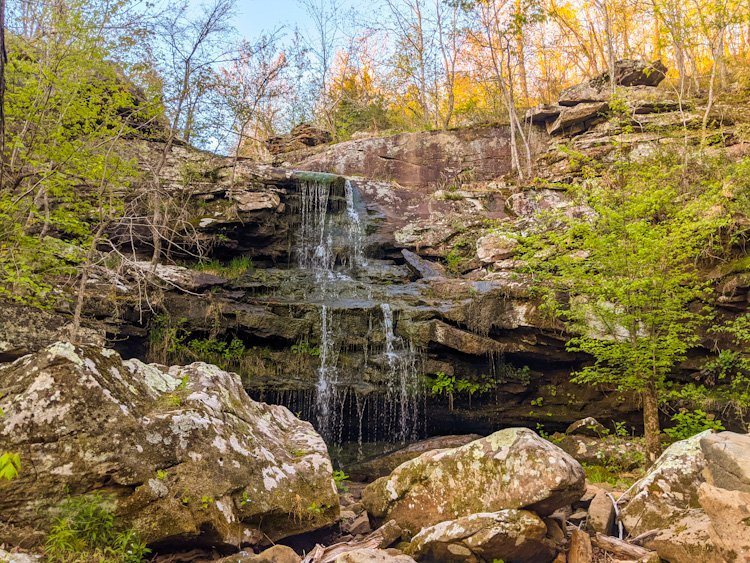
[643,379,661,463]
[0,0,7,166]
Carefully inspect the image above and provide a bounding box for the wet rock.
[346,435,482,482]
[566,417,607,438]
[586,491,615,535]
[407,510,556,563]
[361,428,585,535]
[700,431,750,492]
[0,343,339,547]
[476,232,518,263]
[334,548,416,563]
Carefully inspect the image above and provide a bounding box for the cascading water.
[297,178,335,277]
[381,303,421,442]
[315,305,336,442]
[292,173,423,449]
[344,179,366,270]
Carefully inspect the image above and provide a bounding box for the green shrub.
[45,494,149,563]
[664,409,725,441]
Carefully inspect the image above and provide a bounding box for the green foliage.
[429,371,456,396]
[45,494,149,563]
[664,409,725,441]
[521,152,739,422]
[0,452,22,481]
[445,249,463,273]
[291,341,321,357]
[0,7,143,306]
[0,408,21,480]
[333,469,350,492]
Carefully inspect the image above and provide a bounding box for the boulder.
[558,60,667,105]
[266,124,332,155]
[698,483,750,562]
[346,435,482,482]
[476,232,519,263]
[218,545,302,563]
[554,434,646,471]
[567,528,593,563]
[619,430,711,536]
[335,548,416,563]
[361,428,585,535]
[700,431,750,492]
[401,249,446,279]
[526,104,564,124]
[407,510,556,563]
[586,491,615,535]
[566,417,607,437]
[0,343,339,547]
[547,102,609,135]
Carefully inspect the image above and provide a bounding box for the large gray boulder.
[361,428,585,536]
[0,343,339,548]
[407,510,556,562]
[700,431,750,492]
[619,430,750,562]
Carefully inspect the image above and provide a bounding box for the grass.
[582,463,641,490]
[194,256,252,279]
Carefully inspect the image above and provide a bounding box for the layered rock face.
[0,343,338,548]
[292,126,548,187]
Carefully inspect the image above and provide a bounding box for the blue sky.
[233,1,308,36]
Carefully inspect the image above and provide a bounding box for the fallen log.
[592,533,660,563]
[302,520,402,563]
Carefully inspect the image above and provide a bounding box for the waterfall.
[315,305,337,441]
[297,179,334,276]
[344,179,366,269]
[381,303,421,443]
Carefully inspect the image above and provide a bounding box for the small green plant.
[200,495,214,509]
[240,490,251,507]
[45,494,149,563]
[291,341,321,356]
[664,409,725,441]
[0,409,20,481]
[194,256,252,279]
[444,249,463,273]
[156,469,168,480]
[430,372,456,411]
[612,421,629,438]
[530,396,544,407]
[333,469,350,492]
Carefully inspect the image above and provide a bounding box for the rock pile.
[527,59,674,135]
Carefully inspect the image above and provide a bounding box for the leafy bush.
[333,469,350,492]
[664,409,725,441]
[45,494,149,563]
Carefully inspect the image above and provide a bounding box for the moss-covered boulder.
[407,510,557,562]
[361,428,585,536]
[0,343,338,548]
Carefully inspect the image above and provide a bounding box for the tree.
[146,0,236,264]
[523,153,734,461]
